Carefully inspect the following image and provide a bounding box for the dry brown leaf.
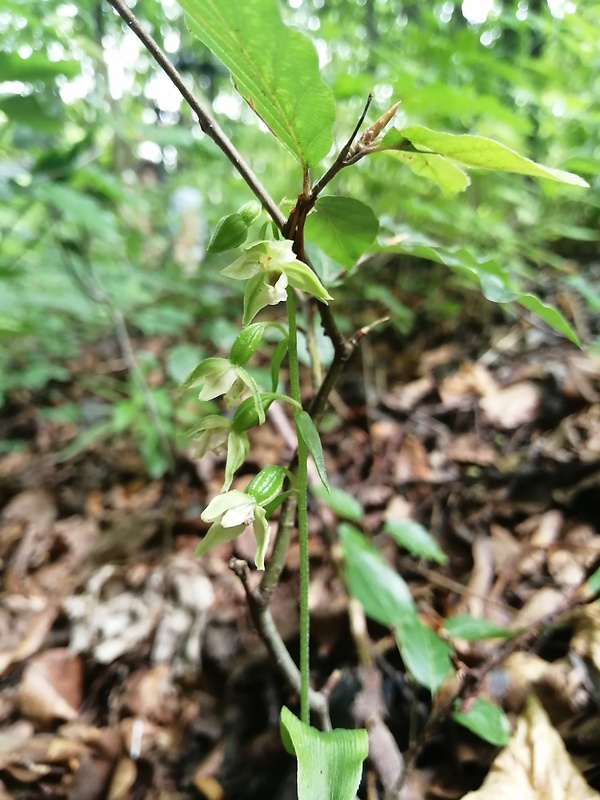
[121,664,178,725]
[510,587,564,630]
[394,434,432,482]
[438,363,497,408]
[571,605,600,673]
[448,434,498,466]
[462,695,600,800]
[19,648,83,724]
[479,381,540,430]
[106,757,137,800]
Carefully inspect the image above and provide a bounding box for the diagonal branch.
[105,0,286,230]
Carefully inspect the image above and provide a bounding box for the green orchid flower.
[221,239,333,325]
[197,489,270,569]
[188,415,249,491]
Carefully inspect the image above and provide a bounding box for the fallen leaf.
[462,695,600,800]
[19,648,82,724]
[479,381,540,430]
[571,605,600,673]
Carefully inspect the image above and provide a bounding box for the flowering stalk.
[286,286,310,725]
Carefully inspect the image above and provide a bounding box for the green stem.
[286,288,310,725]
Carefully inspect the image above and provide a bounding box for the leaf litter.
[0,291,600,798]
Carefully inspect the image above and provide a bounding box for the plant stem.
[286,288,310,724]
[105,0,286,230]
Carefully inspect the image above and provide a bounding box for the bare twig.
[105,0,286,230]
[230,558,331,730]
[309,94,374,202]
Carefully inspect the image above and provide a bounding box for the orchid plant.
[106,0,588,795]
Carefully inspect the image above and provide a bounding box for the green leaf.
[280,707,368,800]
[587,566,600,594]
[453,698,511,746]
[378,126,589,187]
[180,0,335,167]
[385,519,448,564]
[0,51,80,82]
[230,322,269,366]
[442,615,514,641]
[311,484,363,521]
[296,411,329,490]
[388,151,470,195]
[306,196,380,269]
[378,239,581,346]
[235,365,266,424]
[0,95,62,134]
[339,523,414,626]
[396,614,453,692]
[207,213,249,254]
[270,338,288,391]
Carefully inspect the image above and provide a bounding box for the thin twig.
[230,558,331,730]
[309,94,373,202]
[105,0,286,230]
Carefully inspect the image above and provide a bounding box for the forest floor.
[1,287,600,800]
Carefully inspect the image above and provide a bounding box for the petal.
[252,505,271,570]
[284,261,333,304]
[198,365,238,401]
[222,498,256,528]
[223,376,247,409]
[201,489,250,523]
[242,273,273,325]
[194,426,230,458]
[195,520,247,557]
[264,271,288,305]
[222,431,249,491]
[221,252,260,280]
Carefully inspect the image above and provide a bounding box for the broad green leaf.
[35,183,117,235]
[442,615,514,641]
[311,484,363,521]
[378,239,581,345]
[385,519,448,564]
[306,196,380,268]
[0,51,80,82]
[339,523,414,626]
[389,151,470,195]
[378,126,589,187]
[180,0,335,167]
[296,411,329,490]
[396,613,453,692]
[453,698,511,747]
[0,95,62,133]
[280,707,368,800]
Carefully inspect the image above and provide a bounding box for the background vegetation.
[1,0,598,469]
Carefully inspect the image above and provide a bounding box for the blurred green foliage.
[1,0,598,471]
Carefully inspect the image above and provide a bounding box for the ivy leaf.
[180,0,335,167]
[385,519,448,564]
[280,707,368,800]
[396,613,453,692]
[378,125,589,187]
[339,523,414,626]
[296,411,329,490]
[453,698,511,747]
[305,196,380,269]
